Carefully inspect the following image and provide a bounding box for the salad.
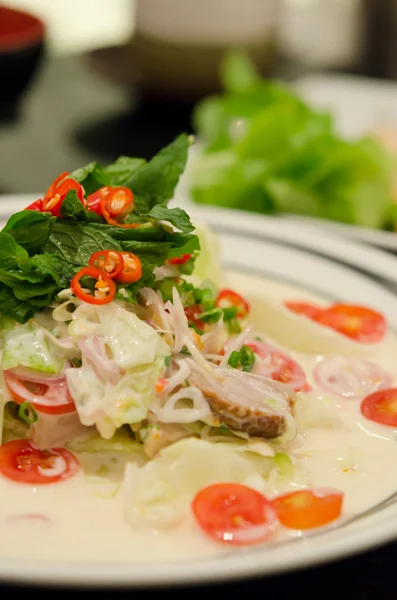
[190,51,397,231]
[0,134,396,552]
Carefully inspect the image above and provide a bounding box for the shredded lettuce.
[67,427,147,458]
[2,320,66,373]
[191,51,395,230]
[122,437,294,529]
[66,303,169,438]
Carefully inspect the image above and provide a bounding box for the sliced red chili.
[184,304,206,331]
[115,252,142,285]
[86,190,103,216]
[24,199,43,211]
[88,250,124,279]
[71,267,116,305]
[168,254,192,266]
[42,172,85,217]
[100,193,138,229]
[215,289,250,319]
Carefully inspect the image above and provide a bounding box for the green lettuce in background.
[190,51,396,230]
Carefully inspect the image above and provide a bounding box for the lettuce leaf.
[191,51,394,230]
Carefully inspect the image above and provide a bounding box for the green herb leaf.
[60,190,102,223]
[3,211,54,255]
[45,220,122,266]
[125,133,190,212]
[148,205,195,233]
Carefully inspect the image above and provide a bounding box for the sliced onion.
[7,513,52,525]
[78,336,121,385]
[37,455,67,478]
[4,370,73,409]
[161,359,191,396]
[6,365,69,385]
[152,386,211,423]
[314,356,391,399]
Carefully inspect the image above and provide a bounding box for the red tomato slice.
[316,304,386,344]
[0,440,79,484]
[246,340,307,392]
[4,371,76,415]
[361,388,397,427]
[284,301,324,320]
[192,483,278,545]
[272,488,344,530]
[314,356,391,399]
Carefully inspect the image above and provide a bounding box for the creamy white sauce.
[1,270,397,563]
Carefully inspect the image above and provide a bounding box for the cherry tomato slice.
[316,304,386,344]
[24,199,43,212]
[88,250,124,279]
[4,371,76,415]
[114,252,142,285]
[284,301,324,320]
[361,388,397,427]
[42,172,85,217]
[272,488,344,530]
[215,289,250,319]
[0,440,79,485]
[168,254,192,266]
[246,340,307,392]
[192,483,278,545]
[71,267,116,305]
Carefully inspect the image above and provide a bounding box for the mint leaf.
[60,190,102,223]
[148,205,195,233]
[3,211,54,255]
[126,134,190,212]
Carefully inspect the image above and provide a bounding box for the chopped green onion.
[18,402,38,425]
[228,350,241,369]
[199,308,223,323]
[165,355,171,368]
[157,278,177,302]
[273,452,293,476]
[240,345,255,372]
[222,306,238,321]
[179,258,195,275]
[227,318,242,334]
[71,357,82,368]
[254,336,264,341]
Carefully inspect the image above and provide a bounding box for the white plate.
[2,195,397,587]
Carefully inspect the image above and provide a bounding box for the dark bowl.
[0,4,45,119]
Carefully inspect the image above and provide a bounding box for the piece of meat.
[187,361,296,440]
[196,387,287,438]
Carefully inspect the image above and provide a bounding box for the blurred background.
[0,0,396,196]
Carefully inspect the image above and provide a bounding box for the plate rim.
[1,195,397,587]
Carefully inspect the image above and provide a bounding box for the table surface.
[1,55,397,598]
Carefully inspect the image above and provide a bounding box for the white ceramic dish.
[1,195,397,587]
